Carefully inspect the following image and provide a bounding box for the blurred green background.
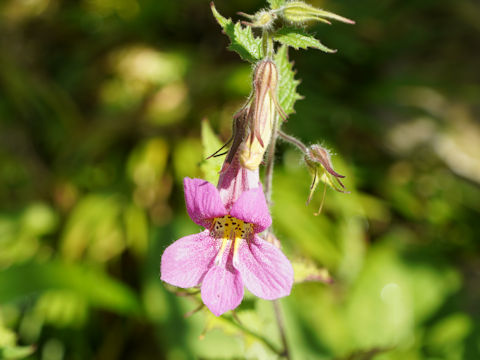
[1,0,479,359]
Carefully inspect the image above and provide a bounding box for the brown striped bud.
[239,59,286,170]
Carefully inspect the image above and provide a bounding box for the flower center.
[210,215,253,266]
[211,215,252,239]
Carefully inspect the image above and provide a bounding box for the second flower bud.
[239,59,286,170]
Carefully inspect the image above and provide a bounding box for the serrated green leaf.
[274,45,302,115]
[200,119,224,184]
[211,3,263,62]
[274,27,336,53]
[267,0,286,9]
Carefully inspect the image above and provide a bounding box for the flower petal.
[184,177,228,228]
[160,230,218,288]
[201,263,244,316]
[234,236,293,300]
[229,185,271,232]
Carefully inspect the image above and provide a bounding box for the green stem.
[273,300,290,359]
[278,130,308,154]
[261,27,290,358]
[262,31,274,59]
[223,315,282,355]
[264,114,278,206]
[263,117,291,360]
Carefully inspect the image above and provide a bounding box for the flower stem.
[223,315,282,355]
[264,117,291,360]
[262,31,274,59]
[264,115,277,206]
[278,130,308,153]
[273,300,290,359]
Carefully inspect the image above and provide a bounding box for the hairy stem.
[278,130,308,153]
[262,31,274,59]
[264,116,278,206]
[263,115,291,360]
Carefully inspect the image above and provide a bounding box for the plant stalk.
[223,315,282,355]
[263,114,291,360]
[278,130,308,153]
[273,299,290,359]
[262,31,274,59]
[264,115,278,206]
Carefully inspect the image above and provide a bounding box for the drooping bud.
[239,59,286,170]
[306,145,345,180]
[305,144,348,215]
[282,1,355,26]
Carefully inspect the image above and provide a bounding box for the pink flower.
[160,161,293,316]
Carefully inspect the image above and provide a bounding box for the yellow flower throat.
[210,215,253,266]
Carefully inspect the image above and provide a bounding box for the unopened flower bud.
[282,1,355,26]
[238,9,276,29]
[239,59,286,170]
[306,144,345,181]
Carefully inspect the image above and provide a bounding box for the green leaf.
[267,0,286,9]
[274,27,336,53]
[0,345,35,359]
[61,194,125,263]
[274,45,302,115]
[211,3,263,62]
[0,262,142,316]
[200,119,224,184]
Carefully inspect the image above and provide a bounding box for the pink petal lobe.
[234,236,293,300]
[184,178,227,228]
[229,186,271,232]
[160,230,218,288]
[201,263,244,316]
